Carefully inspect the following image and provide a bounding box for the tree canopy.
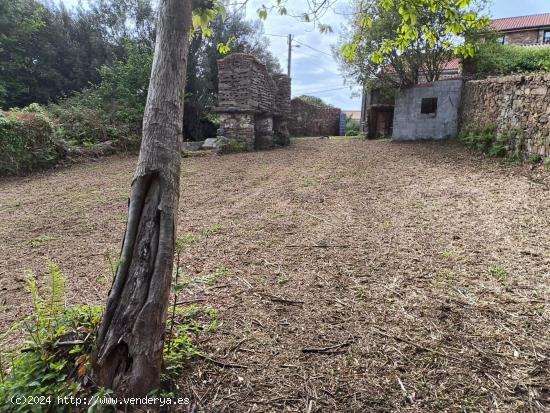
[252,0,489,61]
[0,0,156,109]
[336,0,489,88]
[295,95,335,108]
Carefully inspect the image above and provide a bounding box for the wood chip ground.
[0,138,548,412]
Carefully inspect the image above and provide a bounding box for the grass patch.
[489,265,511,291]
[29,235,58,248]
[194,267,231,286]
[161,304,221,399]
[202,224,224,237]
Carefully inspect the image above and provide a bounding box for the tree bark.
[92,0,193,397]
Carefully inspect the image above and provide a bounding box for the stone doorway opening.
[254,115,274,150]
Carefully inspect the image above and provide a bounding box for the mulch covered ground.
[0,138,549,412]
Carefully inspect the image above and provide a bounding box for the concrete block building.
[359,12,550,141]
[392,79,463,141]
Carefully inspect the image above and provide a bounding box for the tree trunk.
[92,0,193,397]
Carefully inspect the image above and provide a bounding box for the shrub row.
[0,100,141,176]
[469,44,550,77]
[0,107,59,175]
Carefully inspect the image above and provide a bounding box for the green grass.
[194,267,231,286]
[29,235,58,248]
[489,265,511,291]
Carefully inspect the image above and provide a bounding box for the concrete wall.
[459,73,550,158]
[393,79,463,141]
[288,99,341,137]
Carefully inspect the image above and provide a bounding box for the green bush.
[0,262,110,413]
[472,43,550,76]
[345,118,361,136]
[459,125,526,159]
[0,43,150,176]
[47,43,151,150]
[48,90,139,151]
[95,42,153,125]
[0,107,59,175]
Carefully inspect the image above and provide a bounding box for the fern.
[25,260,66,343]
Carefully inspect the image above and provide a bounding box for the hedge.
[0,107,59,175]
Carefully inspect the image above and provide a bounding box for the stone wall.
[504,30,540,45]
[288,99,341,137]
[459,74,550,158]
[217,54,274,113]
[272,75,291,146]
[216,54,291,151]
[393,79,463,141]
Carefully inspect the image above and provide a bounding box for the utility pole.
[288,34,293,77]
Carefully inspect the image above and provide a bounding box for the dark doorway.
[368,107,394,138]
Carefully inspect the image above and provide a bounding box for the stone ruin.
[215,54,291,151]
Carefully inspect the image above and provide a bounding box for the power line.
[293,86,349,95]
[293,84,347,92]
[264,33,290,38]
[293,39,333,57]
[263,32,339,92]
[264,34,333,58]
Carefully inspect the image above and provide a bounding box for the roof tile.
[492,13,550,31]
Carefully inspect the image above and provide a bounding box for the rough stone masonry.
[288,98,341,137]
[215,54,291,151]
[459,73,550,158]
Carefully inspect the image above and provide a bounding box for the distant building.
[343,111,361,121]
[491,13,550,46]
[359,12,550,139]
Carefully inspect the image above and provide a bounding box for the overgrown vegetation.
[0,261,109,412]
[345,117,361,136]
[469,43,550,77]
[47,41,152,148]
[0,235,218,411]
[458,126,526,159]
[0,108,59,175]
[295,95,335,109]
[0,40,151,175]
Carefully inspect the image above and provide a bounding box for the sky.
[60,0,549,110]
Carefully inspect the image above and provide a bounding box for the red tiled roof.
[383,57,460,74]
[443,58,460,71]
[491,13,550,31]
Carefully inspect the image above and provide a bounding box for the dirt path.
[1,138,549,412]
